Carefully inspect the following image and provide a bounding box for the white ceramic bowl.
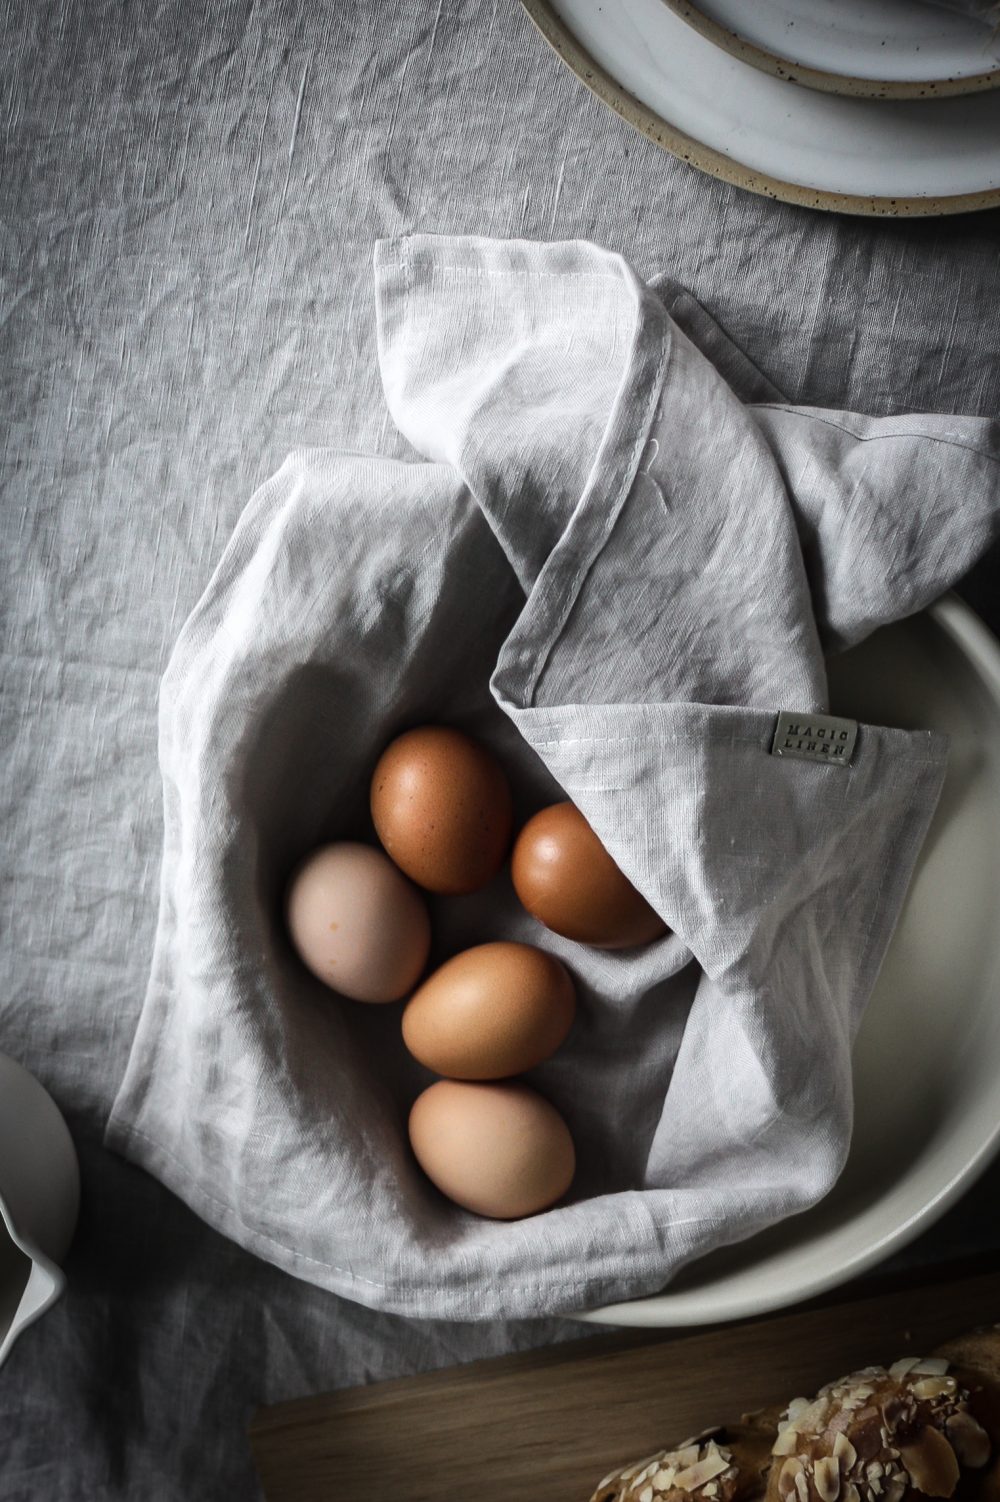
[581,597,1000,1327]
[0,1053,80,1367]
[527,0,1000,214]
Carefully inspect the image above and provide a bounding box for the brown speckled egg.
[286,842,430,1003]
[370,726,513,894]
[402,942,576,1079]
[511,801,668,949]
[408,1079,575,1219]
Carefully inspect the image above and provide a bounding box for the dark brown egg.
[402,941,576,1079]
[511,801,668,949]
[370,726,513,894]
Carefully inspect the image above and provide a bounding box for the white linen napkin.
[106,237,1000,1319]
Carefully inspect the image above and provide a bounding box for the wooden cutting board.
[250,1262,1000,1502]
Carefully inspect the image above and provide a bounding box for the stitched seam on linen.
[401,242,418,416]
[527,733,943,763]
[438,267,616,283]
[529,734,765,747]
[752,405,1000,468]
[114,1123,720,1293]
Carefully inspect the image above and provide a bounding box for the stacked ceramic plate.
[523,0,1000,212]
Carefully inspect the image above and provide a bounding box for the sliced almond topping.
[911,1360,950,1377]
[946,1411,992,1469]
[912,1378,957,1401]
[890,1359,921,1380]
[596,1468,621,1492]
[868,1464,884,1481]
[870,1479,883,1496]
[653,1468,676,1490]
[795,1471,810,1502]
[837,1368,883,1389]
[674,1447,702,1469]
[673,1453,731,1491]
[816,1457,841,1502]
[779,1459,805,1500]
[898,1428,961,1498]
[787,1399,813,1422]
[678,1429,724,1449]
[639,1488,654,1502]
[703,1486,719,1498]
[834,1434,858,1469]
[844,1486,861,1502]
[773,1431,802,1457]
[623,1457,662,1482]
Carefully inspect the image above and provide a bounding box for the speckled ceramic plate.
[522,0,1000,213]
[578,598,1000,1326]
[664,0,1000,99]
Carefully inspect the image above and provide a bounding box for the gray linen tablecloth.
[2,2,999,1497]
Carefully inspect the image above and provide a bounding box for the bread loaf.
[590,1418,779,1502]
[589,1328,1000,1502]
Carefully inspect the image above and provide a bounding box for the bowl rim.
[657,0,1000,101]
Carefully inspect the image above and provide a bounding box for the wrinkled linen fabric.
[6,2,1000,1495]
[105,236,1000,1320]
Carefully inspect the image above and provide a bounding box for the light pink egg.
[408,1080,576,1219]
[286,842,431,1003]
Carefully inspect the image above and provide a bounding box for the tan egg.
[408,1079,575,1220]
[286,842,430,1003]
[402,942,576,1080]
[511,801,668,949]
[370,726,513,894]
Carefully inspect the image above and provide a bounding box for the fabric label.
[770,711,858,767]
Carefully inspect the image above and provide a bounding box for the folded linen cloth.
[106,237,1000,1320]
